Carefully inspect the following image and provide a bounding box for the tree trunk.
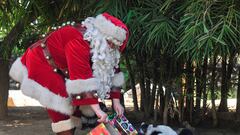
[210,55,218,127]
[185,61,194,122]
[237,66,240,113]
[1,19,25,56]
[225,53,235,106]
[195,66,202,112]
[149,82,157,116]
[149,60,159,116]
[135,54,146,112]
[0,18,26,118]
[145,71,151,117]
[125,54,139,111]
[159,82,164,121]
[163,87,170,125]
[179,76,185,123]
[0,60,9,119]
[219,52,235,112]
[218,56,228,112]
[179,63,186,123]
[154,86,160,122]
[202,58,208,113]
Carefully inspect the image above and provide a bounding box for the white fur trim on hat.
[9,57,27,83]
[93,14,127,42]
[112,72,125,87]
[51,116,81,133]
[9,58,74,115]
[66,78,100,95]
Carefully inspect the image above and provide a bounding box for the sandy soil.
[0,107,240,135]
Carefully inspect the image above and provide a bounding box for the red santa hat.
[93,12,129,52]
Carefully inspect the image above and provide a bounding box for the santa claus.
[9,12,129,135]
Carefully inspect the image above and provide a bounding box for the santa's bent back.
[9,13,129,134]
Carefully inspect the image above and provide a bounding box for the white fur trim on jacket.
[51,116,81,133]
[9,58,74,115]
[94,14,127,42]
[112,72,125,87]
[21,77,73,115]
[9,57,27,83]
[66,78,100,95]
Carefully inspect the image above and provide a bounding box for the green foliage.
[1,0,240,117]
[0,0,99,58]
[176,0,240,64]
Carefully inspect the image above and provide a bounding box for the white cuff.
[9,57,27,83]
[51,116,81,133]
[66,78,100,95]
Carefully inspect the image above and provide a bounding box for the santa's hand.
[90,104,108,123]
[113,99,124,117]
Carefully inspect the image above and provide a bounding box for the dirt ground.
[0,107,240,135]
[0,107,90,135]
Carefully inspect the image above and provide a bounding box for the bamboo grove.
[1,0,240,127]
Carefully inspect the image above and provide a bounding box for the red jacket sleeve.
[65,38,99,105]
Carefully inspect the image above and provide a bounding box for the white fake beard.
[82,17,121,99]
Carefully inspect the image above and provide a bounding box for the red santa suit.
[9,13,128,133]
